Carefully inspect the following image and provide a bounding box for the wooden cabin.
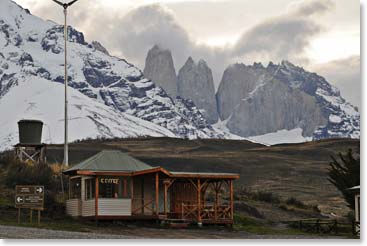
[63,150,239,225]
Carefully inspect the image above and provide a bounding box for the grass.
[0,216,95,233]
[233,214,309,235]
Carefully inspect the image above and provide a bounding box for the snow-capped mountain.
[0,76,176,151]
[0,0,227,150]
[267,61,360,140]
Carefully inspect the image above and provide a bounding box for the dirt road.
[0,224,346,239]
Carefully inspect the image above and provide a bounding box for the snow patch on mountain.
[248,128,312,146]
[0,76,175,152]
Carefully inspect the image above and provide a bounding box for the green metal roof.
[171,171,239,177]
[65,150,153,173]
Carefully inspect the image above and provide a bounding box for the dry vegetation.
[43,137,359,218]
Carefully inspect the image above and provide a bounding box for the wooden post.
[155,172,159,215]
[131,177,134,214]
[29,209,33,224]
[214,183,218,221]
[230,180,234,221]
[141,179,144,214]
[334,220,338,234]
[197,179,201,223]
[18,208,20,224]
[123,179,128,197]
[316,219,320,233]
[68,177,71,199]
[164,182,168,215]
[95,176,99,219]
[37,210,41,225]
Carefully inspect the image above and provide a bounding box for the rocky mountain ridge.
[144,46,360,140]
[177,57,218,124]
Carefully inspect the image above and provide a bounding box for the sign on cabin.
[100,178,119,184]
[15,185,44,209]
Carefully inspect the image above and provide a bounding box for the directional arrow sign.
[15,185,44,209]
[15,196,24,203]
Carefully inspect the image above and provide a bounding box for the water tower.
[14,119,47,163]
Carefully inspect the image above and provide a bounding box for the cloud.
[231,0,335,65]
[288,0,335,16]
[105,0,334,85]
[18,0,336,87]
[109,4,193,68]
[310,55,361,109]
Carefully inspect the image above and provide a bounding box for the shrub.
[4,160,57,189]
[254,191,281,204]
[234,203,264,219]
[0,150,14,169]
[286,197,306,208]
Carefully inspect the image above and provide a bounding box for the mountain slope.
[0,75,176,151]
[0,0,226,141]
[267,61,360,140]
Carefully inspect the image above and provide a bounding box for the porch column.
[197,179,201,223]
[164,182,168,215]
[95,176,99,218]
[214,182,218,221]
[230,180,234,221]
[155,172,159,215]
[68,177,71,199]
[131,177,134,215]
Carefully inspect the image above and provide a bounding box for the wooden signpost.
[15,185,44,225]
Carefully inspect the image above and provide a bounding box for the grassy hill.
[43,137,359,217]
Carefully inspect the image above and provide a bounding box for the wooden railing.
[132,198,155,215]
[181,204,231,221]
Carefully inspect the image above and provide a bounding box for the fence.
[286,218,359,236]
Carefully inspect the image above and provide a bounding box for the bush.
[0,150,14,169]
[4,160,57,189]
[254,191,281,204]
[234,203,264,219]
[286,197,306,208]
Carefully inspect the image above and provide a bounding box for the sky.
[16,0,361,108]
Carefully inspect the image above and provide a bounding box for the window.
[98,177,130,199]
[69,177,81,199]
[85,178,95,200]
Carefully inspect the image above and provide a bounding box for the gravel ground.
[0,225,141,239]
[0,224,346,239]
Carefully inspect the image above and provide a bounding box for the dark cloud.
[290,0,335,16]
[25,0,339,89]
[110,4,193,68]
[102,0,335,85]
[231,0,334,65]
[311,55,361,109]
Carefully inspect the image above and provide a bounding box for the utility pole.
[51,0,80,167]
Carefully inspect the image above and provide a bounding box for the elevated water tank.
[18,119,43,144]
